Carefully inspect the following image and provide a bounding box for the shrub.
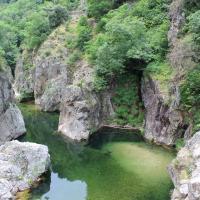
[112,74,144,127]
[188,10,200,44]
[76,16,92,50]
[181,66,200,132]
[181,66,200,107]
[87,0,114,20]
[47,5,68,29]
[86,1,170,90]
[23,12,50,50]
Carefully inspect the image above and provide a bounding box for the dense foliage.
[112,74,144,128]
[181,66,200,132]
[86,0,170,90]
[0,0,77,71]
[178,0,200,133]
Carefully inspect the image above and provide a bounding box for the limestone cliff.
[141,0,195,146]
[142,73,182,146]
[14,24,114,141]
[0,71,26,144]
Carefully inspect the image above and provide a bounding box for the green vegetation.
[87,0,115,20]
[145,62,174,96]
[86,0,170,90]
[179,3,200,133]
[175,138,185,150]
[76,16,92,50]
[187,10,200,44]
[112,74,144,127]
[181,66,200,132]
[0,0,77,71]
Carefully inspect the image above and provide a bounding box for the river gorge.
[19,103,174,200]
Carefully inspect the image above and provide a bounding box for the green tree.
[47,5,68,28]
[23,13,50,50]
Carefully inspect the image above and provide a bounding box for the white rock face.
[168,131,200,200]
[0,140,50,199]
[58,86,99,141]
[0,73,26,145]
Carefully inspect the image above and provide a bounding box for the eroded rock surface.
[14,24,114,141]
[58,84,114,141]
[141,74,182,146]
[14,53,35,101]
[0,140,50,199]
[0,72,26,144]
[168,0,185,46]
[34,26,69,111]
[168,131,200,200]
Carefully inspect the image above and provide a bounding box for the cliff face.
[14,52,35,102]
[0,71,26,144]
[141,0,193,146]
[14,25,114,141]
[13,0,196,145]
[142,74,182,146]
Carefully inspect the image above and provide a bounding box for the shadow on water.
[18,103,175,200]
[88,127,143,149]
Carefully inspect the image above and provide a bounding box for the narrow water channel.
[19,103,174,200]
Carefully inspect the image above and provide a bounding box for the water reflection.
[39,173,87,200]
[19,103,174,200]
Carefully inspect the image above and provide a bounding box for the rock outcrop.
[14,53,35,102]
[0,72,26,144]
[58,85,114,141]
[58,61,114,141]
[168,131,200,200]
[14,24,114,141]
[142,73,182,146]
[141,0,195,146]
[168,0,185,47]
[34,26,69,111]
[0,140,50,199]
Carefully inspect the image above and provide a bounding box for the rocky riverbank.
[0,72,26,144]
[168,131,200,200]
[0,140,50,199]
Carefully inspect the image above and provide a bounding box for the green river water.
[19,103,175,200]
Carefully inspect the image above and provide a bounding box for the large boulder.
[0,140,50,199]
[58,65,114,141]
[0,73,26,145]
[58,86,100,141]
[168,131,200,200]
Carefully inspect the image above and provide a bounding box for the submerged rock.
[0,72,26,145]
[168,131,200,200]
[0,140,50,199]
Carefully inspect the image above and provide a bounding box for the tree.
[47,5,68,28]
[23,13,50,50]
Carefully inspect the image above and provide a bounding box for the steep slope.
[0,68,26,144]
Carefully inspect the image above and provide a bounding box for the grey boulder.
[0,140,50,199]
